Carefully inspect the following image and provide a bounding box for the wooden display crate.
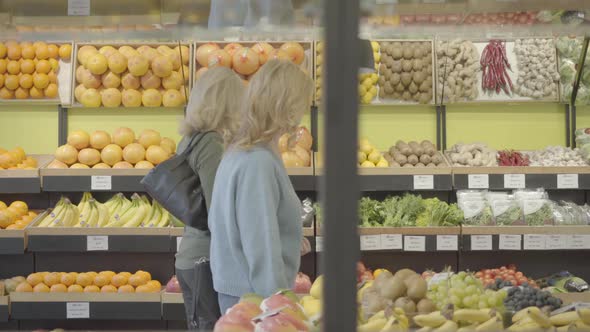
[0,155,53,193]
[0,210,44,254]
[71,42,193,108]
[40,165,150,192]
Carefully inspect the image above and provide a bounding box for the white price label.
[546,235,567,250]
[91,176,112,190]
[404,236,425,252]
[315,237,323,252]
[566,235,590,249]
[557,174,579,189]
[471,235,492,251]
[413,175,434,190]
[523,234,546,250]
[436,235,458,251]
[176,237,182,252]
[380,234,402,250]
[66,302,90,319]
[428,272,452,286]
[86,236,108,251]
[468,174,489,189]
[68,0,90,16]
[360,235,382,251]
[504,174,525,189]
[499,234,521,250]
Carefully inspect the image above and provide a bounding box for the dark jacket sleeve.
[186,132,224,210]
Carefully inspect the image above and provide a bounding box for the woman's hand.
[300,237,311,256]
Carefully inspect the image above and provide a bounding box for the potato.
[379,63,387,72]
[392,91,402,99]
[409,141,424,156]
[378,76,386,85]
[413,59,423,71]
[425,65,433,75]
[403,47,413,60]
[402,60,413,72]
[409,82,418,94]
[384,82,394,94]
[386,57,395,68]
[413,93,421,102]
[407,154,419,165]
[392,48,402,60]
[421,140,434,148]
[419,154,431,164]
[419,93,431,104]
[431,153,443,165]
[389,146,399,155]
[402,163,413,168]
[379,89,386,99]
[395,140,408,150]
[394,153,407,166]
[401,73,412,86]
[392,42,402,49]
[391,60,402,73]
[415,163,425,167]
[391,161,401,167]
[414,47,423,59]
[391,73,401,85]
[395,82,405,93]
[402,91,412,101]
[413,71,426,85]
[427,163,436,167]
[419,80,431,92]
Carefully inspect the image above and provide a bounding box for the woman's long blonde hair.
[179,67,244,142]
[231,60,313,148]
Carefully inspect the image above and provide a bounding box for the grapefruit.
[118,45,139,59]
[112,161,133,169]
[208,49,232,68]
[15,87,29,99]
[137,46,158,62]
[101,88,122,107]
[33,73,49,89]
[78,148,101,166]
[58,44,72,59]
[140,70,161,89]
[128,55,149,76]
[146,145,169,165]
[134,160,154,169]
[161,71,182,90]
[151,56,173,78]
[253,42,275,65]
[90,130,111,149]
[138,129,161,148]
[74,84,87,102]
[77,45,98,66]
[101,71,121,88]
[196,43,220,67]
[174,45,190,65]
[112,127,135,147]
[162,89,184,107]
[121,71,140,89]
[98,45,117,58]
[67,130,90,149]
[141,88,162,107]
[232,48,260,75]
[80,88,102,107]
[121,89,142,107]
[100,144,123,166]
[86,53,108,75]
[123,143,146,164]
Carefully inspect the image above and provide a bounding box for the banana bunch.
[105,193,169,228]
[75,192,109,227]
[37,197,79,227]
[413,307,502,332]
[358,307,410,332]
[508,306,590,331]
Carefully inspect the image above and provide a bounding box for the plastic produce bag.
[521,198,554,226]
[513,188,547,201]
[208,0,294,29]
[559,58,577,84]
[491,197,522,226]
[459,199,494,226]
[576,84,590,105]
[300,198,314,227]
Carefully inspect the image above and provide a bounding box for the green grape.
[478,301,488,309]
[450,295,461,305]
[449,288,459,297]
[457,271,467,279]
[464,276,476,285]
[465,285,478,295]
[487,296,496,307]
[431,283,439,291]
[439,285,447,294]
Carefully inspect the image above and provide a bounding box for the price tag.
[546,235,567,250]
[499,234,521,250]
[504,174,525,189]
[468,174,489,189]
[436,235,458,251]
[403,236,425,252]
[566,235,590,249]
[428,272,452,286]
[413,175,434,190]
[91,176,112,190]
[557,174,579,189]
[66,302,90,319]
[86,236,108,251]
[523,234,546,250]
[68,0,90,16]
[361,235,382,251]
[315,237,323,252]
[380,234,402,250]
[471,235,492,251]
[176,237,182,252]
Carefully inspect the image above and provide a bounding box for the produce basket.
[0,154,53,193]
[0,210,44,254]
[71,42,193,108]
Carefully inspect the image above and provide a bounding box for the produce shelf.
[461,226,590,251]
[40,168,149,192]
[9,292,162,320]
[0,229,26,255]
[287,167,315,191]
[316,227,460,252]
[161,292,185,321]
[28,214,173,253]
[0,155,53,194]
[0,296,7,322]
[452,166,590,190]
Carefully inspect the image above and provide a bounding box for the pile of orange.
[15,270,161,294]
[0,200,36,230]
[0,146,37,170]
[0,40,71,100]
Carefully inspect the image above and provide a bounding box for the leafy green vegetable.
[494,206,522,225]
[463,205,493,226]
[416,198,463,227]
[383,194,424,227]
[524,202,554,226]
[359,197,385,227]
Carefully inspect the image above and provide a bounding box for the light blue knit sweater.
[209,144,302,298]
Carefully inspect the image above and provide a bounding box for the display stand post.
[570,36,589,148]
[322,0,360,330]
[565,104,571,147]
[58,105,68,146]
[436,105,442,150]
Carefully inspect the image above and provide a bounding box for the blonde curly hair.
[179,67,244,142]
[231,60,313,148]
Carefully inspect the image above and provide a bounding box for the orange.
[28,211,38,217]
[26,273,43,286]
[93,275,109,287]
[33,41,45,49]
[14,87,29,99]
[146,280,161,291]
[128,274,147,287]
[44,83,58,98]
[135,285,153,293]
[99,271,116,279]
[47,44,59,59]
[0,201,6,209]
[50,284,67,293]
[39,271,50,277]
[110,274,128,287]
[60,273,75,286]
[100,285,117,293]
[6,206,23,219]
[33,73,49,89]
[59,44,72,59]
[5,74,19,90]
[76,273,93,287]
[49,58,59,71]
[0,59,6,74]
[43,272,61,287]
[19,74,33,89]
[7,44,21,60]
[67,284,83,293]
[0,74,4,88]
[10,201,27,212]
[20,59,35,74]
[87,271,98,279]
[33,283,50,293]
[5,224,20,230]
[119,272,132,278]
[83,285,100,293]
[30,86,43,99]
[15,282,33,292]
[35,60,51,74]
[47,71,57,83]
[21,46,35,59]
[20,41,33,48]
[35,44,49,60]
[135,270,152,281]
[0,43,6,58]
[117,285,135,293]
[7,60,20,75]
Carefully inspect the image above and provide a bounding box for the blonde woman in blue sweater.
[209,60,314,313]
